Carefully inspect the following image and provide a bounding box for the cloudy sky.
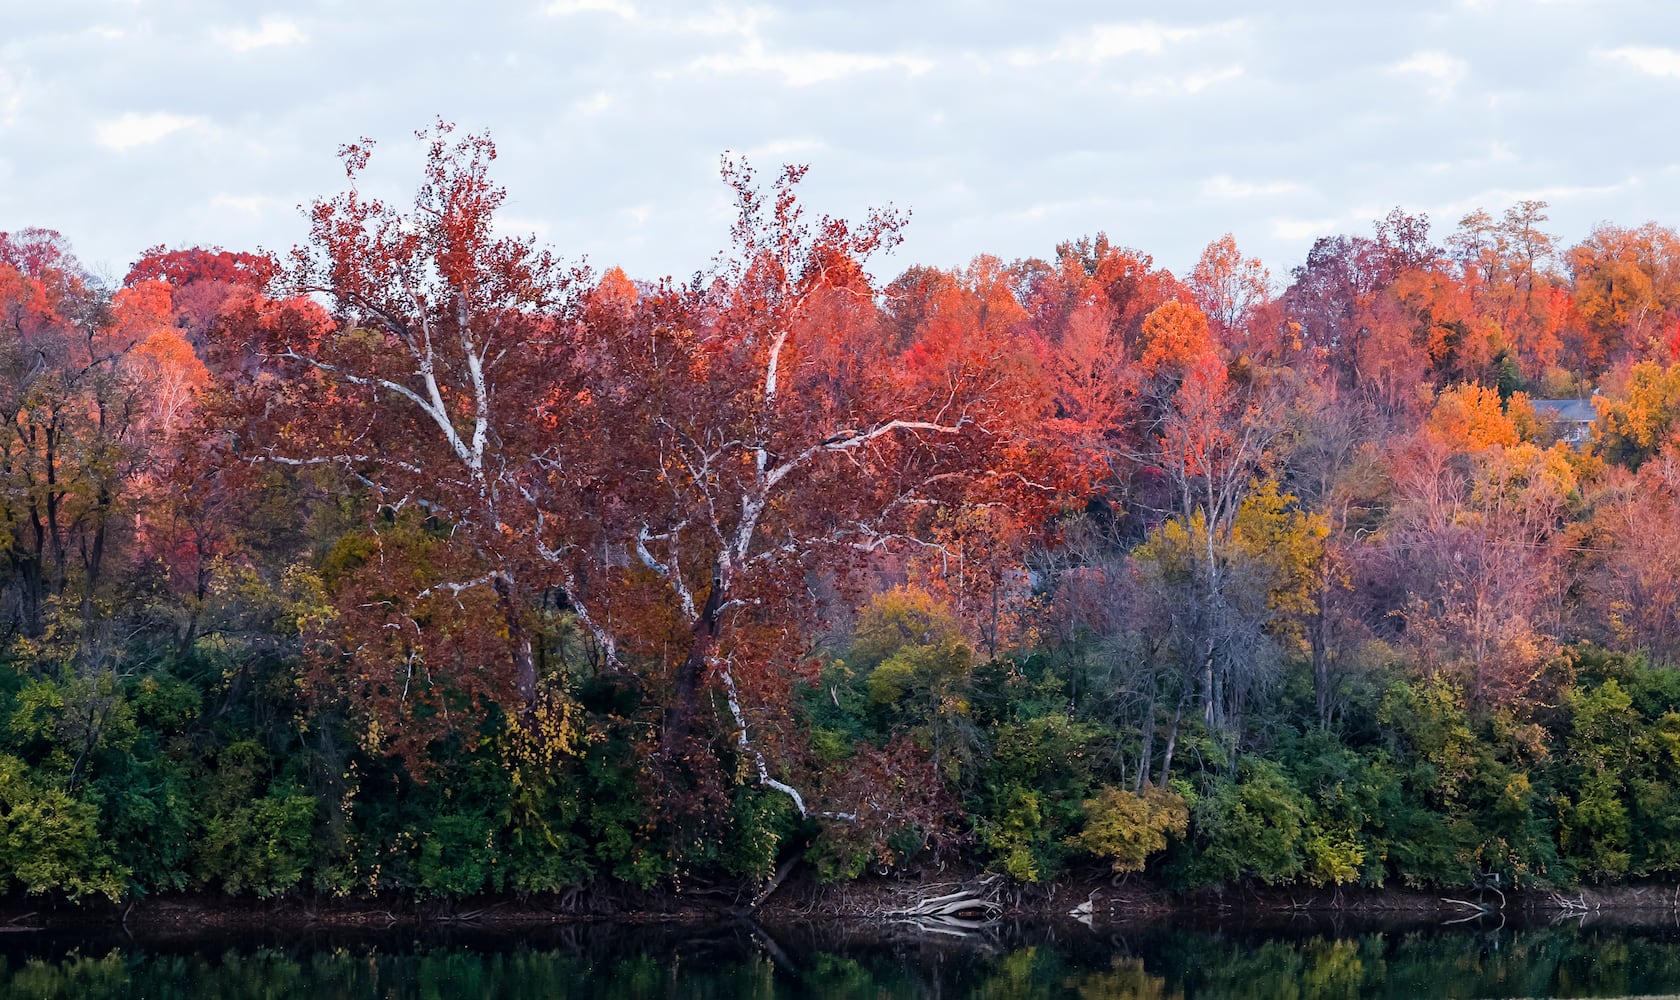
[4,1,1678,286]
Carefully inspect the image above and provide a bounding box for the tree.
[0,229,145,652]
[1569,222,1680,368]
[1593,359,1680,467]
[563,162,1047,821]
[1073,784,1188,874]
[1580,447,1680,663]
[1189,234,1270,342]
[124,246,278,356]
[255,127,1046,833]
[253,122,578,746]
[1384,391,1577,707]
[1450,202,1564,382]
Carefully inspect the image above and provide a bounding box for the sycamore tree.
[249,123,579,766]
[541,161,1046,823]
[253,125,1045,831]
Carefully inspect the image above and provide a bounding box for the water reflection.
[2,913,1679,998]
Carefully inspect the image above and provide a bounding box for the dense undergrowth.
[1,624,1674,903]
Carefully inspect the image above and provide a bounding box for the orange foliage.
[1426,383,1519,451]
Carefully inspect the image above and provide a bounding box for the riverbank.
[5,867,1677,934]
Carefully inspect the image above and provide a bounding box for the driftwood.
[1070,891,1097,927]
[886,879,1003,936]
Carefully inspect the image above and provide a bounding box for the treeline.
[2,124,1680,901]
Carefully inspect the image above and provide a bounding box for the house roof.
[1531,398,1596,423]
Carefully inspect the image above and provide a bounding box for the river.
[3,913,1679,997]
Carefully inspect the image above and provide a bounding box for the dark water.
[3,914,1680,998]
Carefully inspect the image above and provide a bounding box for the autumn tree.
[254,127,1047,837]
[1450,201,1568,383]
[1189,233,1270,342]
[1592,358,1680,467]
[248,122,578,753]
[1123,300,1316,750]
[112,249,307,662]
[558,163,1048,823]
[124,246,278,358]
[1383,385,1577,707]
[1579,446,1680,663]
[1568,222,1680,369]
[0,229,147,653]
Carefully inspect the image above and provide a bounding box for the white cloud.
[1420,140,1520,175]
[495,215,553,240]
[544,0,637,18]
[0,68,22,128]
[573,91,614,114]
[1393,49,1469,96]
[1202,175,1305,199]
[1599,45,1680,77]
[1271,215,1356,241]
[740,137,826,159]
[1001,198,1106,223]
[679,5,768,37]
[95,112,203,151]
[1123,64,1243,96]
[1011,20,1236,67]
[1077,22,1199,59]
[543,1,766,36]
[213,17,306,53]
[682,42,933,86]
[1438,179,1634,219]
[1183,65,1242,93]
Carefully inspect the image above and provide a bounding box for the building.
[1530,398,1595,446]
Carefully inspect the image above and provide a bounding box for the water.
[2,914,1679,998]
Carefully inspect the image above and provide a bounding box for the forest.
[2,122,1680,904]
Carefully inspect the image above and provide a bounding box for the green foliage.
[981,785,1047,881]
[418,813,498,897]
[718,788,800,882]
[189,740,316,897]
[974,714,1100,882]
[1186,758,1309,885]
[198,789,317,897]
[0,754,127,900]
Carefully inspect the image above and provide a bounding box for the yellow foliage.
[500,691,584,791]
[1506,391,1543,442]
[1427,382,1518,451]
[1137,299,1216,377]
[1471,440,1578,521]
[1073,785,1190,874]
[850,584,968,669]
[1231,478,1329,618]
[1303,832,1365,886]
[1595,360,1680,460]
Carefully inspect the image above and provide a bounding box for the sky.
[4,1,1679,288]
